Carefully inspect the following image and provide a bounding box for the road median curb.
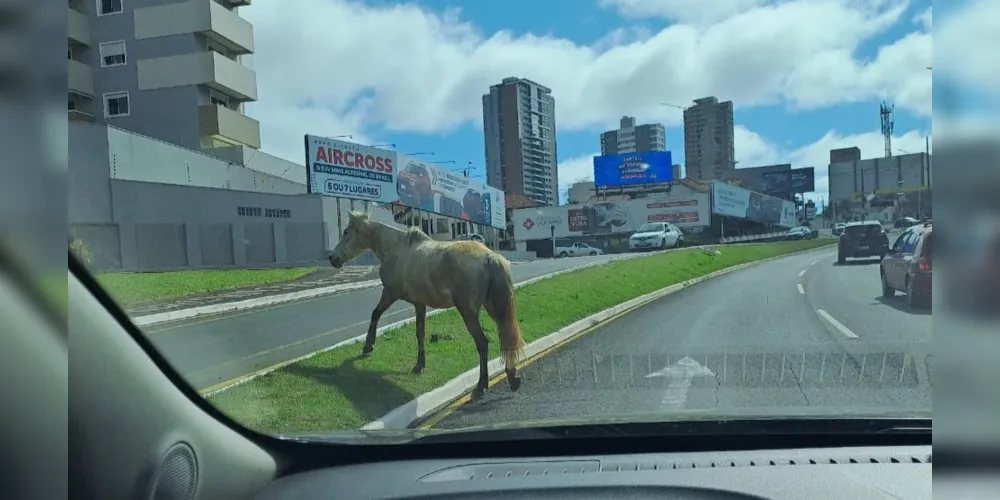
[133,279,383,327]
[361,241,835,430]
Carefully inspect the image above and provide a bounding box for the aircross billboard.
[304,134,506,230]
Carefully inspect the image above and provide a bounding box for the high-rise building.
[67,0,261,152]
[600,116,666,156]
[682,96,735,181]
[482,77,558,206]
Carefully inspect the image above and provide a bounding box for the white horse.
[329,211,525,401]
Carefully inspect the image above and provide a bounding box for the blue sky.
[244,0,936,206]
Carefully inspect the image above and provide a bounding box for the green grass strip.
[97,267,316,306]
[209,239,834,434]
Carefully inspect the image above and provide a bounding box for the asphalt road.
[428,237,933,429]
[146,254,620,391]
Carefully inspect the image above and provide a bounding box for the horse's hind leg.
[458,307,489,401]
[362,289,397,356]
[412,304,427,374]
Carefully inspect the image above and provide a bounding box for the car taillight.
[918,257,931,272]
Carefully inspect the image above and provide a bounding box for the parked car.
[879,220,932,308]
[832,223,847,236]
[629,222,684,251]
[555,242,603,258]
[785,226,812,240]
[837,220,890,264]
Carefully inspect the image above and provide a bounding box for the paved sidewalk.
[123,265,380,317]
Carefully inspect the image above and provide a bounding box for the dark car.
[879,221,932,308]
[837,221,890,264]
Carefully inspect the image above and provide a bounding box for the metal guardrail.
[501,350,932,392]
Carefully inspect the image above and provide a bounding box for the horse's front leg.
[412,304,427,374]
[362,288,397,356]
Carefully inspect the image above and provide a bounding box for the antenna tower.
[880,101,894,157]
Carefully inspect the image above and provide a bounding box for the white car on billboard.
[629,222,684,251]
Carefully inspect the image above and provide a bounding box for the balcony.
[68,59,94,96]
[198,104,261,149]
[138,51,258,101]
[134,0,254,55]
[68,7,90,46]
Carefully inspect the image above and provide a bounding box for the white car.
[629,222,684,251]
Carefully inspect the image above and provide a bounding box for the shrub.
[69,236,92,266]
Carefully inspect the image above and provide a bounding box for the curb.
[201,247,701,398]
[360,241,836,430]
[132,279,383,327]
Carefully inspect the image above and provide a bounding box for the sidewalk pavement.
[122,265,380,317]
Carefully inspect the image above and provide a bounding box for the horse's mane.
[404,226,432,246]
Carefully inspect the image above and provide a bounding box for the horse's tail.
[484,253,525,371]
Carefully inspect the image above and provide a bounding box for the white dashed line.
[797,284,805,295]
[816,309,859,339]
[810,260,819,266]
[798,269,807,277]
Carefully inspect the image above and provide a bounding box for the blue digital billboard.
[593,151,673,187]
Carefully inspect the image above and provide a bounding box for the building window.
[98,0,123,16]
[99,41,126,67]
[103,91,129,117]
[209,89,232,109]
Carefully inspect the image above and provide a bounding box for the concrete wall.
[68,121,397,271]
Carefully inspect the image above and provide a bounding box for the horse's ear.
[348,210,368,224]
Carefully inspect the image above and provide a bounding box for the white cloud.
[935,0,1000,96]
[243,0,932,149]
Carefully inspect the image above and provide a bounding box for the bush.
[69,236,92,266]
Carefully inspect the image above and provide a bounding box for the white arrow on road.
[645,357,716,409]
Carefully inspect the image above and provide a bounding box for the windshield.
[66,0,934,444]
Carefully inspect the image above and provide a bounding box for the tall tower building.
[600,116,665,156]
[482,77,558,206]
[682,96,735,181]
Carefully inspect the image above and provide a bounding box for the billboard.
[512,194,710,241]
[761,167,816,198]
[305,135,506,230]
[394,155,506,230]
[593,151,673,187]
[306,135,396,202]
[711,182,797,228]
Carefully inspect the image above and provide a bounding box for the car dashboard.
[253,444,931,500]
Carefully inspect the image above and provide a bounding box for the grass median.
[97,267,316,306]
[208,239,834,434]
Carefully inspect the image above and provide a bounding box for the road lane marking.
[797,284,805,295]
[646,357,715,409]
[799,269,807,277]
[816,309,859,339]
[810,260,819,266]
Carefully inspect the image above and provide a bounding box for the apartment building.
[67,0,260,152]
[600,116,665,156]
[482,77,558,207]
[682,96,735,181]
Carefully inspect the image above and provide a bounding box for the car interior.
[24,252,933,499]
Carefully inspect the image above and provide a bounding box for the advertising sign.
[711,182,797,228]
[593,151,673,187]
[394,155,506,230]
[761,167,816,198]
[512,194,709,241]
[306,135,396,202]
[306,135,506,229]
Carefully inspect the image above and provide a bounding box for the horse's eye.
[343,229,349,236]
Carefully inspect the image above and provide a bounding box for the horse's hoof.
[470,388,485,401]
[509,376,522,393]
[360,347,373,357]
[411,365,424,375]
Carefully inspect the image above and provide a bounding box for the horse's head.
[329,210,373,268]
